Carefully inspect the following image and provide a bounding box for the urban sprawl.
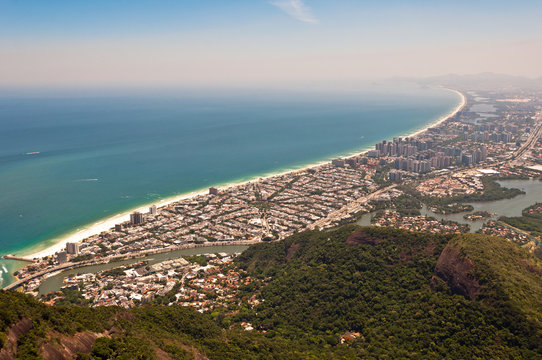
[5,88,542,312]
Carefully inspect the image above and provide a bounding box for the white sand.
[407,88,466,138]
[23,88,466,259]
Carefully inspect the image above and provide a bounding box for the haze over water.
[0,84,460,284]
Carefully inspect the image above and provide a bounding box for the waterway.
[357,179,542,232]
[38,244,248,295]
[31,180,542,295]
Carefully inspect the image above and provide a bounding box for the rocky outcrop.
[0,318,32,360]
[41,331,104,360]
[285,243,301,262]
[346,229,385,246]
[431,245,481,300]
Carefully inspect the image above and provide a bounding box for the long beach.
[22,88,466,260]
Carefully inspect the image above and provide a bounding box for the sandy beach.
[407,88,466,138]
[22,88,466,260]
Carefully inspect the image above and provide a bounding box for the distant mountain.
[391,72,542,91]
[394,72,542,91]
[0,226,541,359]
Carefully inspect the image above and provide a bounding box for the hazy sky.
[1,0,541,87]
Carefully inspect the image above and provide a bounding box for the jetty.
[2,254,35,263]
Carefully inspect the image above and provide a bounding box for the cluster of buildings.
[46,253,242,309]
[471,123,520,143]
[45,163,378,265]
[525,204,542,217]
[373,136,488,174]
[53,242,81,265]
[12,87,542,298]
[178,261,262,312]
[479,221,531,244]
[371,210,470,234]
[415,170,485,198]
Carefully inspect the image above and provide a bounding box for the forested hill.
[236,225,542,358]
[0,225,541,359]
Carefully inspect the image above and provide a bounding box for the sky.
[0,0,541,87]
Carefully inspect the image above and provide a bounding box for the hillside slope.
[1,225,541,359]
[236,225,542,358]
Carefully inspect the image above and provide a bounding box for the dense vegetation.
[0,291,117,359]
[402,177,525,209]
[501,203,542,238]
[445,176,525,203]
[236,225,542,358]
[0,290,334,359]
[371,194,422,216]
[1,225,541,359]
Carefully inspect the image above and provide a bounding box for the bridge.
[308,184,397,230]
[2,262,76,291]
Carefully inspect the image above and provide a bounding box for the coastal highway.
[308,184,397,230]
[511,112,542,165]
[2,262,77,291]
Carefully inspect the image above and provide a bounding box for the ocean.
[0,84,460,286]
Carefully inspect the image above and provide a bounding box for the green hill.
[236,225,542,358]
[1,225,541,359]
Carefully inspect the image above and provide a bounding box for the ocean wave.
[76,178,99,182]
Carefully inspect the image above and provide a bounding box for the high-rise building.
[480,146,487,161]
[209,187,218,195]
[149,205,157,215]
[130,212,144,225]
[66,242,79,256]
[345,158,358,167]
[389,171,402,182]
[57,251,67,264]
[419,160,430,173]
[367,150,380,158]
[332,159,345,167]
[473,150,482,164]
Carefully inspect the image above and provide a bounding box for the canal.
[39,244,249,295]
[357,179,542,232]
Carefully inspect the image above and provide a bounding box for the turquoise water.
[0,85,460,286]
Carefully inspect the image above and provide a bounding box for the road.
[3,239,260,291]
[2,262,77,291]
[511,112,542,165]
[308,184,397,230]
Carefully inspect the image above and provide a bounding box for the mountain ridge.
[0,225,541,359]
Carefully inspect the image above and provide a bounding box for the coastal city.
[3,1,542,358]
[5,87,542,308]
[42,253,255,313]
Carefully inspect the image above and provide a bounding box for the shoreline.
[406,88,466,138]
[20,87,466,260]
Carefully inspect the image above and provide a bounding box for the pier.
[3,254,35,263]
